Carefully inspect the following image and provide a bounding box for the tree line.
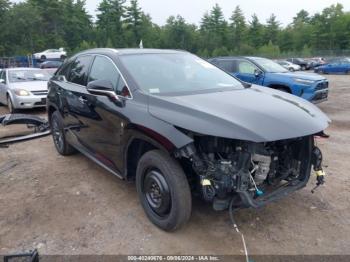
[0,0,350,58]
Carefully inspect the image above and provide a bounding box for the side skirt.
[65,129,124,180]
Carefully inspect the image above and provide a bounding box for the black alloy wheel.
[51,111,76,155]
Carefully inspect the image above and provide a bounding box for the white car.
[33,48,67,61]
[276,60,301,72]
[0,68,50,113]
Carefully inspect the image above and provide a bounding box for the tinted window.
[89,56,130,97]
[68,56,93,86]
[217,60,235,73]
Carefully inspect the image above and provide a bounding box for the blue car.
[314,58,350,74]
[209,56,329,103]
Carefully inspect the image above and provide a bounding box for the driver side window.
[237,60,257,74]
[89,56,131,97]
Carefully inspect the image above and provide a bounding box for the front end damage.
[175,133,324,211]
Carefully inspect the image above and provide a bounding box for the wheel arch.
[268,84,292,93]
[5,91,16,107]
[124,131,176,181]
[47,104,58,125]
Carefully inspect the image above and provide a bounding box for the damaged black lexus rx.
[47,49,330,231]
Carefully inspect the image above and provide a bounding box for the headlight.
[294,78,315,85]
[14,89,30,96]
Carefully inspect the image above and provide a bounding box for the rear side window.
[68,55,93,86]
[89,56,130,97]
[217,60,236,73]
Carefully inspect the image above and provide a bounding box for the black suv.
[48,49,329,231]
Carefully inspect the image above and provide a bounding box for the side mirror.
[87,80,120,101]
[57,75,66,82]
[254,69,262,78]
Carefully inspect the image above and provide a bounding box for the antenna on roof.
[139,40,143,49]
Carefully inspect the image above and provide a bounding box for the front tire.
[51,111,76,155]
[136,150,192,231]
[7,96,17,113]
[289,67,294,72]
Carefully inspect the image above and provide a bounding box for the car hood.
[272,72,326,81]
[9,81,48,91]
[148,85,330,143]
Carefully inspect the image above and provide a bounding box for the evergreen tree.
[96,0,126,47]
[161,15,197,52]
[247,14,263,49]
[200,4,228,52]
[0,2,350,58]
[264,14,280,44]
[230,6,247,51]
[124,0,143,46]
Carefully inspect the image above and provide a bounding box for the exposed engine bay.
[177,134,322,210]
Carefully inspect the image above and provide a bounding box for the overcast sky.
[12,0,350,26]
[83,0,350,26]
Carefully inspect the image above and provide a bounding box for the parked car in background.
[40,60,63,69]
[286,58,311,70]
[0,68,50,113]
[40,60,63,75]
[209,56,329,103]
[47,48,329,231]
[276,60,301,71]
[314,58,350,74]
[33,48,67,61]
[308,57,326,69]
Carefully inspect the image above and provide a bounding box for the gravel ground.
[0,74,349,256]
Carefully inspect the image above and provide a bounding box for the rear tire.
[301,65,306,71]
[289,67,294,72]
[51,111,76,155]
[136,150,192,231]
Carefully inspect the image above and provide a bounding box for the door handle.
[78,96,88,104]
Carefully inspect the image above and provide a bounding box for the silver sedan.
[0,68,50,113]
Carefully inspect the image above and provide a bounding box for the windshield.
[9,69,51,83]
[120,53,243,95]
[252,58,288,73]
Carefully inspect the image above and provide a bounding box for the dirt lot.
[0,74,349,256]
